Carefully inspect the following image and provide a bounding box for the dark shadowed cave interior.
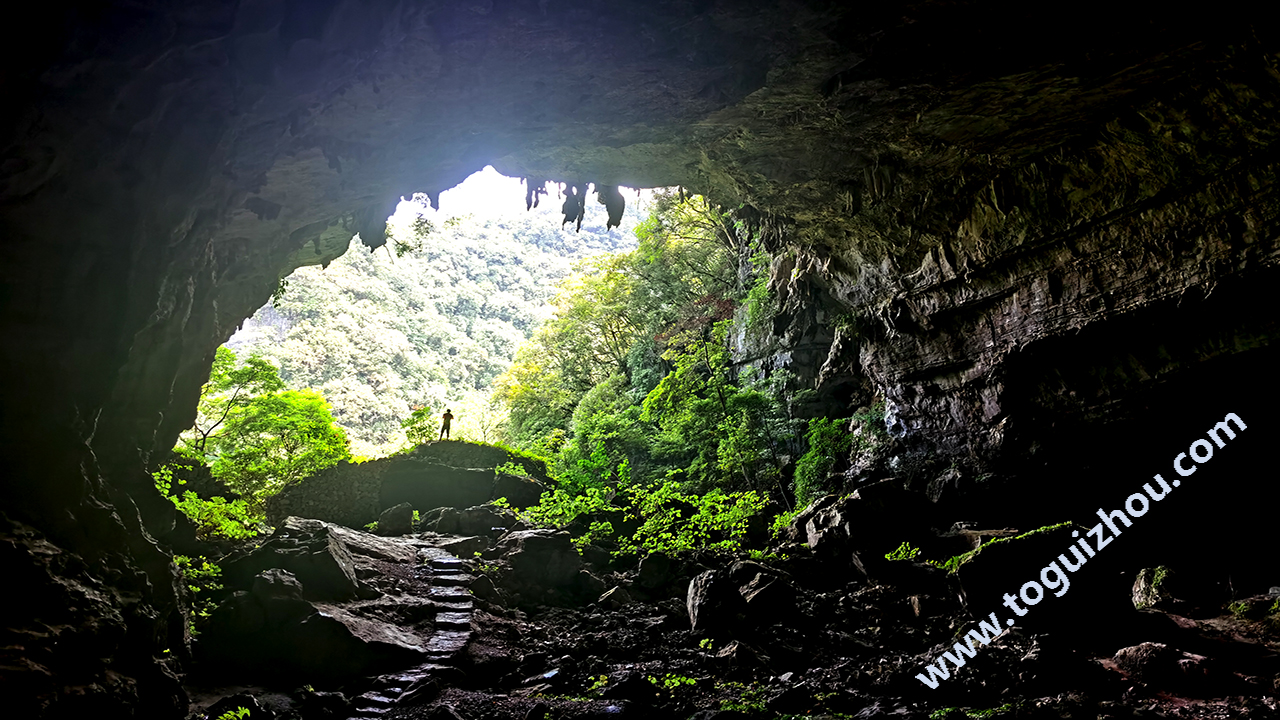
[2,1,1279,718]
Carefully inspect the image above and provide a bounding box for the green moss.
[933,522,1076,575]
[716,681,769,714]
[929,704,1016,720]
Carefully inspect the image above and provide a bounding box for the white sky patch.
[390,165,657,224]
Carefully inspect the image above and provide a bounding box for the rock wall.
[266,442,547,529]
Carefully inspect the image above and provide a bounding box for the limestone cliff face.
[1,1,1277,715]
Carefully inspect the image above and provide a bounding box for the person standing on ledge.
[439,408,454,441]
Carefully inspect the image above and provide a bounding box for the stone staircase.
[347,548,474,719]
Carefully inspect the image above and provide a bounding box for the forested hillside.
[228,183,646,456]
[487,192,839,550]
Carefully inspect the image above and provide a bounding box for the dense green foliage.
[230,191,641,456]
[496,193,797,494]
[176,346,351,508]
[154,346,350,540]
[492,192,821,551]
[793,417,853,508]
[155,465,259,540]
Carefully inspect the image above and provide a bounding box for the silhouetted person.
[439,409,454,440]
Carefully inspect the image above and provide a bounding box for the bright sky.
[390,165,654,223]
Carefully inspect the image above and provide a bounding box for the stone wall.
[267,442,547,529]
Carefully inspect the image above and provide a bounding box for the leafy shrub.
[617,483,767,556]
[496,461,530,477]
[649,673,697,690]
[174,554,223,634]
[793,417,852,507]
[853,400,889,441]
[769,507,802,539]
[153,466,261,541]
[518,484,613,530]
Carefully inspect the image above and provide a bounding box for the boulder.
[935,522,1019,556]
[598,586,632,609]
[221,518,371,602]
[438,535,487,557]
[739,572,796,621]
[456,505,513,536]
[575,570,607,599]
[378,502,414,536]
[780,494,839,545]
[949,523,1130,633]
[925,466,964,504]
[204,693,274,720]
[492,473,546,509]
[637,553,674,589]
[499,530,583,588]
[1113,642,1223,693]
[687,570,746,635]
[469,574,504,605]
[421,507,462,534]
[197,570,429,682]
[793,481,932,578]
[1132,566,1176,610]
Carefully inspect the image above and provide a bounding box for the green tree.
[181,346,284,457]
[177,347,351,509]
[209,389,351,503]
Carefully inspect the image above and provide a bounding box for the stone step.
[430,575,471,587]
[429,586,472,599]
[435,611,471,628]
[355,693,396,708]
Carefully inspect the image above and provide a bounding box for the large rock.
[198,569,429,682]
[492,472,546,509]
[687,570,747,636]
[1113,642,1223,693]
[221,518,371,602]
[378,502,415,536]
[499,530,583,588]
[456,505,515,537]
[495,530,592,605]
[787,480,933,580]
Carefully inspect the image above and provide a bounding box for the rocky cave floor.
[182,500,1280,720]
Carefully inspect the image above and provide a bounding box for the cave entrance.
[222,166,654,458]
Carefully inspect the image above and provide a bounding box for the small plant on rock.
[717,681,768,714]
[649,673,697,690]
[587,675,609,693]
[175,554,223,635]
[885,541,922,562]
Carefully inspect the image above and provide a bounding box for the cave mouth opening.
[223,165,661,458]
